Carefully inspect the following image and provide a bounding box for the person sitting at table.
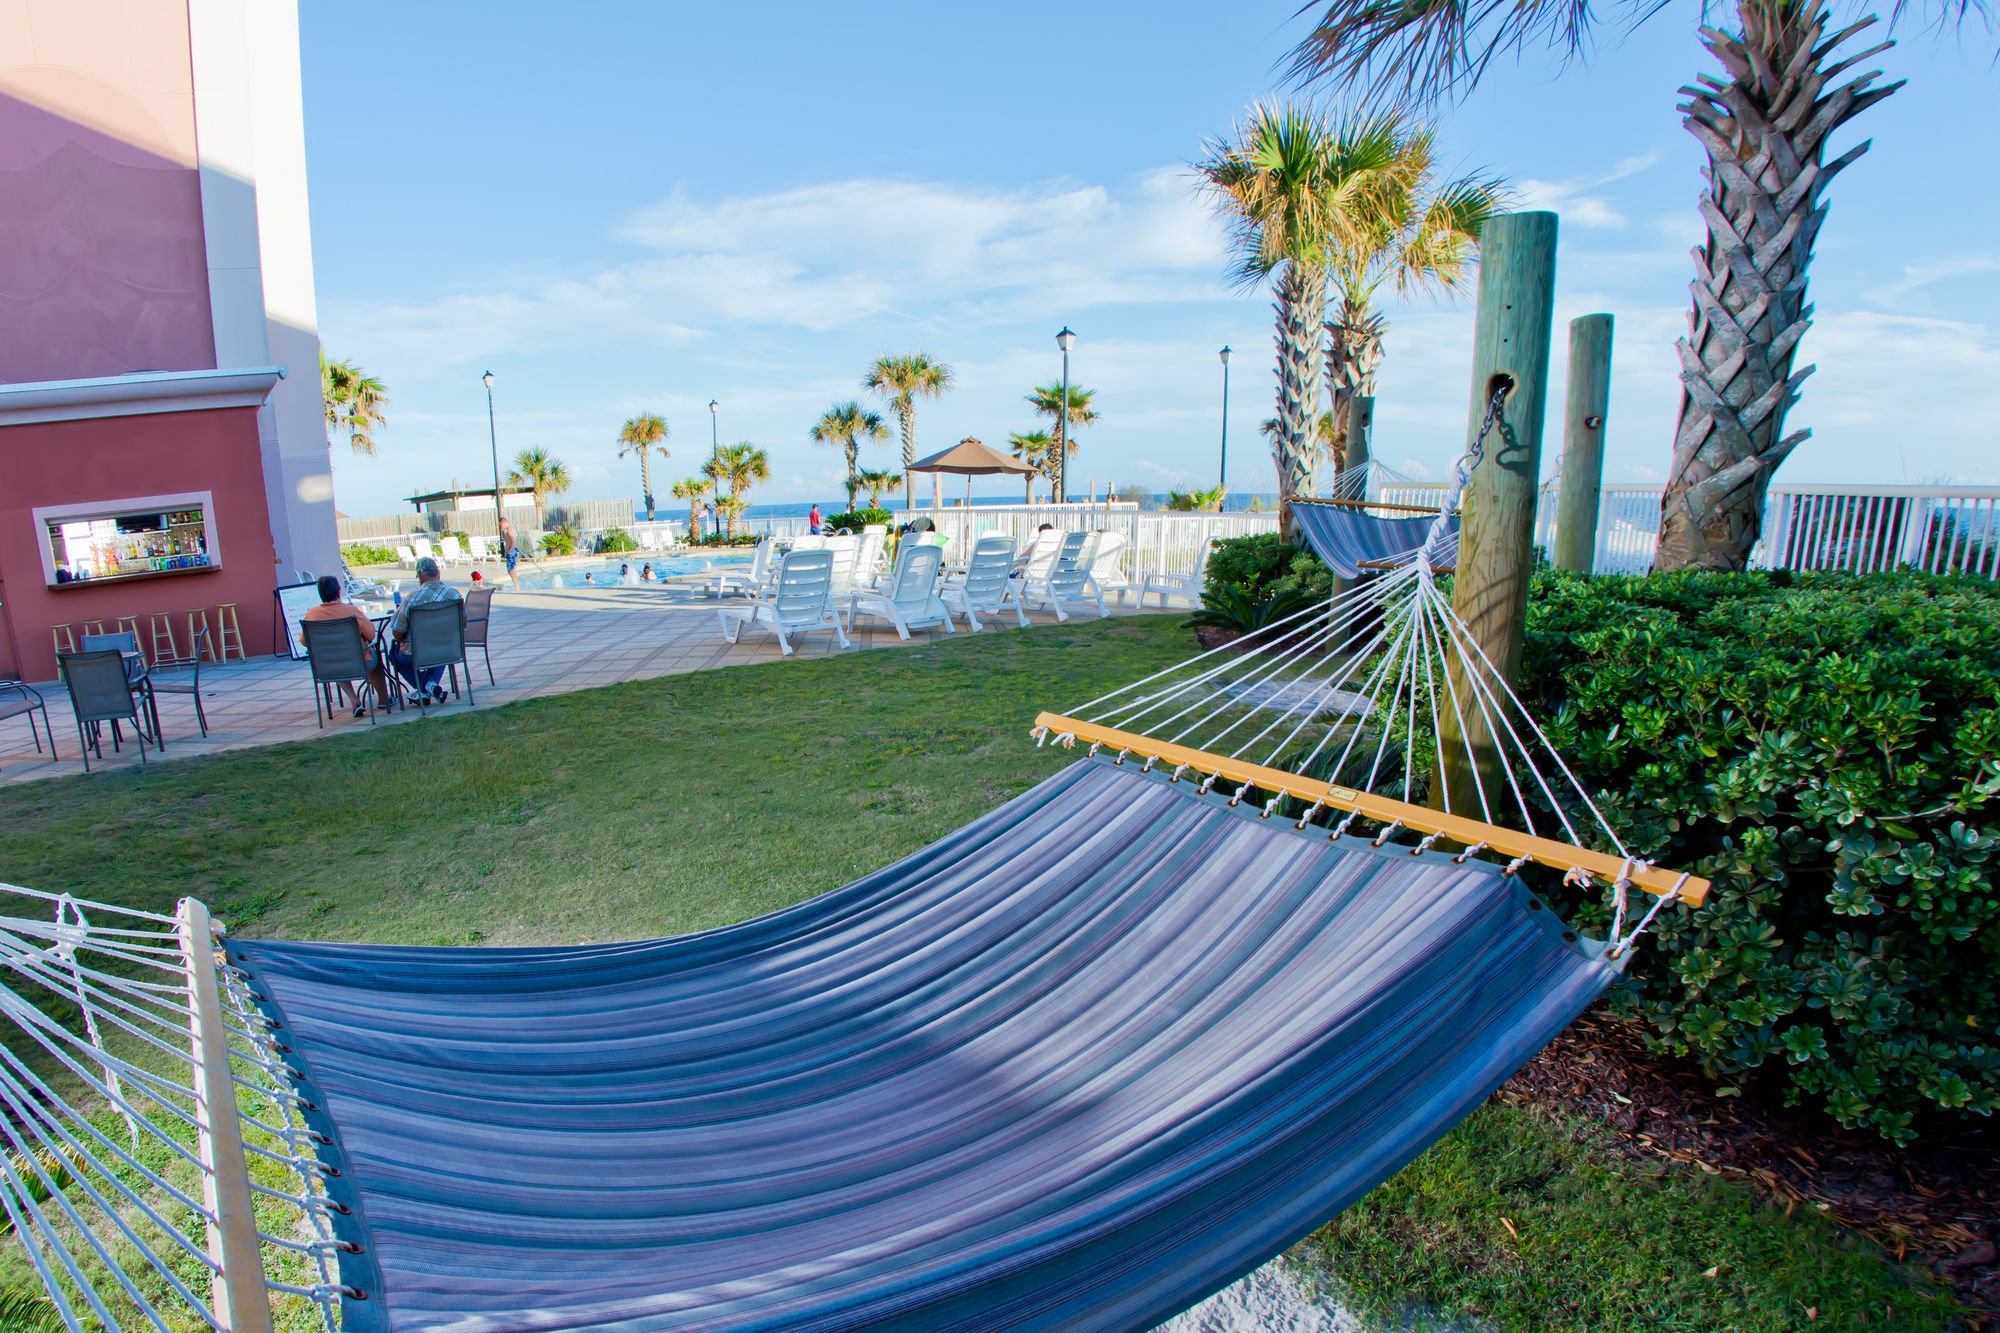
[302,574,393,717]
[388,556,463,705]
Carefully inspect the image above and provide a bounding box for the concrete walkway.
[0,579,1143,785]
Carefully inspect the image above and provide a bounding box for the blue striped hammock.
[1293,500,1459,577]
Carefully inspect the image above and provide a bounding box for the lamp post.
[1218,346,1231,500]
[707,399,719,539]
[483,371,502,524]
[1055,327,1075,504]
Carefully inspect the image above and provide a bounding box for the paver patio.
[0,578,1147,784]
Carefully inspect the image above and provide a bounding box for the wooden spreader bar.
[1297,497,1443,516]
[1035,713,1709,904]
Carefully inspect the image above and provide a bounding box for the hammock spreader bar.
[1034,712,1709,903]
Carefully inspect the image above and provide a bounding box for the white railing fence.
[911,504,1281,583]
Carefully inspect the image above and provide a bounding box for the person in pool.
[641,562,654,581]
[583,572,595,584]
[619,563,630,578]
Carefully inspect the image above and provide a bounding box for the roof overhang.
[0,366,287,427]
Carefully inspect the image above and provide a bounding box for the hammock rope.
[1037,382,1707,906]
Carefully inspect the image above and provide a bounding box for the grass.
[0,614,1961,1330]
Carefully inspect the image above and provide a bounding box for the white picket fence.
[1531,482,2000,577]
[914,503,1280,581]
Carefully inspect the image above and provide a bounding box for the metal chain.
[1418,381,1511,572]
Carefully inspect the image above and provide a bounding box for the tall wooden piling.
[1554,314,1613,573]
[1436,211,1559,815]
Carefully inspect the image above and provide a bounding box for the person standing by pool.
[498,515,522,591]
[809,503,823,535]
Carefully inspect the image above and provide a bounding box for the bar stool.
[215,603,246,661]
[186,609,218,663]
[116,616,146,666]
[80,619,108,639]
[51,624,77,657]
[148,613,180,665]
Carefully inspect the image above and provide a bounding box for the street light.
[1055,327,1075,504]
[483,370,502,524]
[708,399,720,539]
[1218,346,1231,499]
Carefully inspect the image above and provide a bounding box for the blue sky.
[303,2,2000,516]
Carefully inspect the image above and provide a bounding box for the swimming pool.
[507,553,750,590]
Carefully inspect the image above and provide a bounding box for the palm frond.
[1285,0,1605,102]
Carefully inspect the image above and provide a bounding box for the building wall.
[0,3,217,381]
[0,406,280,683]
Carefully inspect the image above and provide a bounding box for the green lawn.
[0,615,1958,1330]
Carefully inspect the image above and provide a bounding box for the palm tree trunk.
[639,454,654,522]
[897,400,916,512]
[1655,3,1898,572]
[845,444,859,510]
[1273,262,1326,543]
[1325,299,1387,473]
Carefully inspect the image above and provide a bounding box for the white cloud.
[1863,256,1999,308]
[1517,150,1665,230]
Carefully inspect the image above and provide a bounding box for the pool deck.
[0,575,1157,785]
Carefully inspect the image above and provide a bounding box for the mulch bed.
[1506,1015,1999,1325]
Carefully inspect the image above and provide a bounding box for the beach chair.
[466,535,492,561]
[1084,532,1134,605]
[1022,530,1105,622]
[1139,539,1212,609]
[939,534,1027,631]
[824,534,863,603]
[395,544,418,569]
[856,525,889,583]
[849,543,953,640]
[412,537,439,565]
[718,549,850,656]
[709,537,778,598]
[437,536,470,565]
[1014,528,1065,582]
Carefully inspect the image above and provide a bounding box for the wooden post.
[1344,394,1373,476]
[1554,314,1613,573]
[179,898,275,1333]
[1436,211,1559,816]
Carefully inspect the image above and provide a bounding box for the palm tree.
[856,469,901,508]
[864,354,953,510]
[1024,385,1099,498]
[1194,105,1406,540]
[810,402,888,511]
[616,413,670,521]
[712,494,748,540]
[321,350,387,456]
[1286,2,1954,570]
[1319,116,1506,471]
[716,442,771,505]
[1009,431,1053,502]
[671,476,711,536]
[506,448,572,525]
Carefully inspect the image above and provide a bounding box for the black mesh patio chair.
[0,679,56,770]
[148,625,210,737]
[303,618,385,728]
[407,600,472,708]
[60,650,148,772]
[77,630,161,747]
[462,586,496,686]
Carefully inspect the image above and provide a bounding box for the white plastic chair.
[413,537,439,565]
[941,534,1028,631]
[437,536,469,565]
[719,549,851,656]
[856,525,889,583]
[467,535,492,560]
[850,543,953,640]
[824,534,862,603]
[1083,532,1134,605]
[1139,540,1212,609]
[395,544,418,569]
[709,538,778,598]
[1023,530,1105,622]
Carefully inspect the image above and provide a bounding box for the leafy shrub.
[825,507,893,532]
[1519,569,2000,1141]
[1202,533,1332,605]
[597,526,639,553]
[1185,584,1318,635]
[540,525,578,557]
[1166,486,1225,512]
[341,542,401,568]
[692,533,760,546]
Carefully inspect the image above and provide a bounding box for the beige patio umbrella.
[907,437,1036,509]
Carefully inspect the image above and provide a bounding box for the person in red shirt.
[302,575,393,716]
[808,504,823,535]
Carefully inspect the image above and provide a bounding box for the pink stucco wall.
[0,3,217,384]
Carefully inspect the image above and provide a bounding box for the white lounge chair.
[466,535,492,561]
[1139,540,1212,609]
[856,525,890,583]
[1084,532,1134,605]
[1015,528,1065,583]
[437,536,470,565]
[412,537,439,566]
[824,534,862,604]
[395,544,418,569]
[941,534,1027,631]
[850,543,953,640]
[709,538,778,598]
[1023,530,1105,622]
[718,548,851,656]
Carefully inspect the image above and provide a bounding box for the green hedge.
[1202,532,1331,605]
[597,527,639,554]
[341,542,401,568]
[825,507,893,532]
[1521,570,2000,1141]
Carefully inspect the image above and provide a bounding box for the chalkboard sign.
[274,581,321,660]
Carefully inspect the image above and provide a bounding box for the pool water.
[507,553,749,590]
